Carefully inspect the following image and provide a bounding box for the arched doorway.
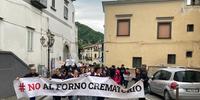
[63,45,70,61]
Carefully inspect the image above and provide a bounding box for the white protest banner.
[14,76,144,99]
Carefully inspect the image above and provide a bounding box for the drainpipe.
[0,17,3,50]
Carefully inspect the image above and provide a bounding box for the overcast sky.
[74,0,114,33]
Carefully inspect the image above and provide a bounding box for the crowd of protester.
[17,63,149,100]
[54,64,132,86]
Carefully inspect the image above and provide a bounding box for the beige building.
[102,0,200,68]
[80,44,103,65]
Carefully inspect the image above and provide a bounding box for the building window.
[64,6,68,20]
[157,22,171,39]
[167,54,176,64]
[64,0,69,6]
[186,51,193,58]
[27,29,34,52]
[38,65,45,76]
[59,56,62,60]
[132,57,142,68]
[50,47,54,53]
[94,54,97,58]
[64,0,69,20]
[187,0,200,5]
[187,24,194,32]
[117,19,130,36]
[51,0,56,11]
[0,17,3,20]
[159,71,172,80]
[72,12,75,22]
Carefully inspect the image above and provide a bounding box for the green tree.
[76,22,104,50]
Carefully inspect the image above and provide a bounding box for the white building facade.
[0,0,78,71]
[80,44,103,65]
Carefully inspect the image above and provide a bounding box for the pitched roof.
[102,0,182,12]
[83,43,102,49]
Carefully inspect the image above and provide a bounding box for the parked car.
[148,67,200,100]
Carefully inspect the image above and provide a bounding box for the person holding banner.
[14,70,145,99]
[132,68,141,82]
[132,66,148,100]
[65,70,74,100]
[120,64,126,86]
[68,69,80,100]
[109,65,116,79]
[91,66,105,100]
[52,68,62,100]
[123,68,130,88]
[113,68,121,85]
[16,64,39,100]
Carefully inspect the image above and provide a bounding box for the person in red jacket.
[113,68,121,85]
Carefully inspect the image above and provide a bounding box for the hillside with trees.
[76,22,104,50]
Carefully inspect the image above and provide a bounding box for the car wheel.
[164,91,172,100]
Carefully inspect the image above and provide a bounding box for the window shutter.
[158,22,171,39]
[52,0,55,7]
[167,54,176,64]
[27,30,34,52]
[117,19,130,36]
[64,7,68,19]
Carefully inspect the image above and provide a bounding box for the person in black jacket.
[132,65,149,100]
[91,66,105,100]
[66,70,74,100]
[120,64,126,86]
[109,65,116,78]
[24,65,39,78]
[140,65,149,93]
[16,64,39,100]
[51,69,62,100]
[132,68,141,82]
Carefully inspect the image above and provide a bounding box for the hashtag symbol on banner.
[19,83,25,92]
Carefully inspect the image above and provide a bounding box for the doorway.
[63,45,70,61]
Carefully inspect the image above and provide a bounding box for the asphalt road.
[145,94,162,100]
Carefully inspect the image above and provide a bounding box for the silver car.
[148,68,200,100]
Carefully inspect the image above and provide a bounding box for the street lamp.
[40,29,55,77]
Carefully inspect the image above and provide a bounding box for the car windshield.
[174,70,200,82]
